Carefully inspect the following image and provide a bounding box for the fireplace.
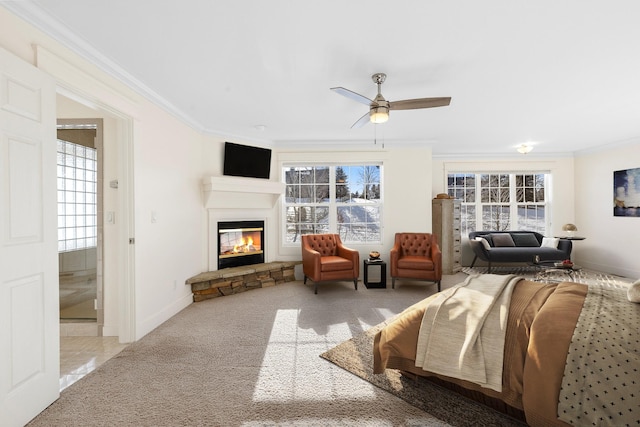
[217,220,265,269]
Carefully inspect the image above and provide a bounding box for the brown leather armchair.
[390,232,442,291]
[301,234,359,294]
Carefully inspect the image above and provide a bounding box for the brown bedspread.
[373,278,587,426]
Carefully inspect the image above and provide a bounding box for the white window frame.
[282,163,383,245]
[447,171,550,236]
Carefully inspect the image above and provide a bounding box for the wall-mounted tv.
[223,142,272,179]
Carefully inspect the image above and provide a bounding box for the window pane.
[449,172,548,234]
[284,164,382,244]
[56,139,98,252]
[482,205,510,230]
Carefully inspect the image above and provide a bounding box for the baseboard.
[136,293,193,341]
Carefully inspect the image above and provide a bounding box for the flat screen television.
[223,142,272,179]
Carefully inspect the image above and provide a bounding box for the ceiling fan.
[331,73,451,128]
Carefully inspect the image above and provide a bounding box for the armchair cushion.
[321,256,353,272]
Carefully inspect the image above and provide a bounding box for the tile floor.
[59,336,128,391]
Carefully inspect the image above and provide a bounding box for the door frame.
[56,86,136,343]
[56,118,104,330]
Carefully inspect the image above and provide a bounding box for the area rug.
[320,321,526,427]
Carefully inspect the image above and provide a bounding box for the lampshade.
[562,223,578,232]
[370,106,389,124]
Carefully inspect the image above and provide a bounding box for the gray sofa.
[468,231,572,272]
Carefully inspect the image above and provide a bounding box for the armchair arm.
[336,243,358,261]
[301,242,322,282]
[390,240,401,276]
[336,241,360,277]
[430,240,442,279]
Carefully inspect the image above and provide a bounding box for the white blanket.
[414,274,521,392]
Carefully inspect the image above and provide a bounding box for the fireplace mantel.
[202,176,285,209]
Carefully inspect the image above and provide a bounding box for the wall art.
[614,167,640,217]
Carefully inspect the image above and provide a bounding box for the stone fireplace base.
[186,261,300,302]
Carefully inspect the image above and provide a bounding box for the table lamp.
[562,223,577,237]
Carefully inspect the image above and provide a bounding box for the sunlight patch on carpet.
[253,309,376,403]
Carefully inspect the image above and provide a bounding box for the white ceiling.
[5,1,640,155]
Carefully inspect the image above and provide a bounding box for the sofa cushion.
[511,233,540,247]
[541,237,560,248]
[491,233,516,247]
[479,234,494,246]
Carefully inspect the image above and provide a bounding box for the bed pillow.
[628,279,640,303]
[511,233,541,247]
[540,237,559,248]
[475,237,491,250]
[490,233,515,247]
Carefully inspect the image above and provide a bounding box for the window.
[283,164,382,244]
[57,139,98,252]
[447,172,549,236]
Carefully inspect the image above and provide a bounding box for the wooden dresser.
[432,198,462,274]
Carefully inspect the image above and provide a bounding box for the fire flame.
[233,237,254,253]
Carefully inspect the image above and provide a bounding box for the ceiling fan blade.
[389,97,451,110]
[351,111,370,129]
[331,87,372,106]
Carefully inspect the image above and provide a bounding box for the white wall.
[574,140,640,279]
[1,8,206,341]
[276,145,433,272]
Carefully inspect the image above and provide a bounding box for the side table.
[363,259,387,289]
[530,261,581,283]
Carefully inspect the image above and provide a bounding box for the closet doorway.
[57,119,104,335]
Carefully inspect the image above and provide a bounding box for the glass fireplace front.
[218,220,264,269]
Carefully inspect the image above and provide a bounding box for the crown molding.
[574,136,640,157]
[2,1,205,132]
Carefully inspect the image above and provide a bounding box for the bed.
[373,274,639,426]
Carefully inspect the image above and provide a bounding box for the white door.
[0,47,59,426]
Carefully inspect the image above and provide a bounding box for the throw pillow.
[628,279,640,303]
[540,237,559,248]
[511,233,541,247]
[475,237,491,250]
[491,233,516,247]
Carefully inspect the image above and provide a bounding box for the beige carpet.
[31,276,471,426]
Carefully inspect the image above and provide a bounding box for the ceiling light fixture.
[369,105,389,124]
[517,144,533,154]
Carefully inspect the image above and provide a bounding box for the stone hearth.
[186,261,299,302]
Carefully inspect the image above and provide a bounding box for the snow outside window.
[283,164,382,244]
[447,172,549,237]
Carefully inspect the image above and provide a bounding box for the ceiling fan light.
[370,107,389,124]
[517,144,533,154]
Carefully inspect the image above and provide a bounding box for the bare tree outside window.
[448,172,549,236]
[284,164,382,244]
